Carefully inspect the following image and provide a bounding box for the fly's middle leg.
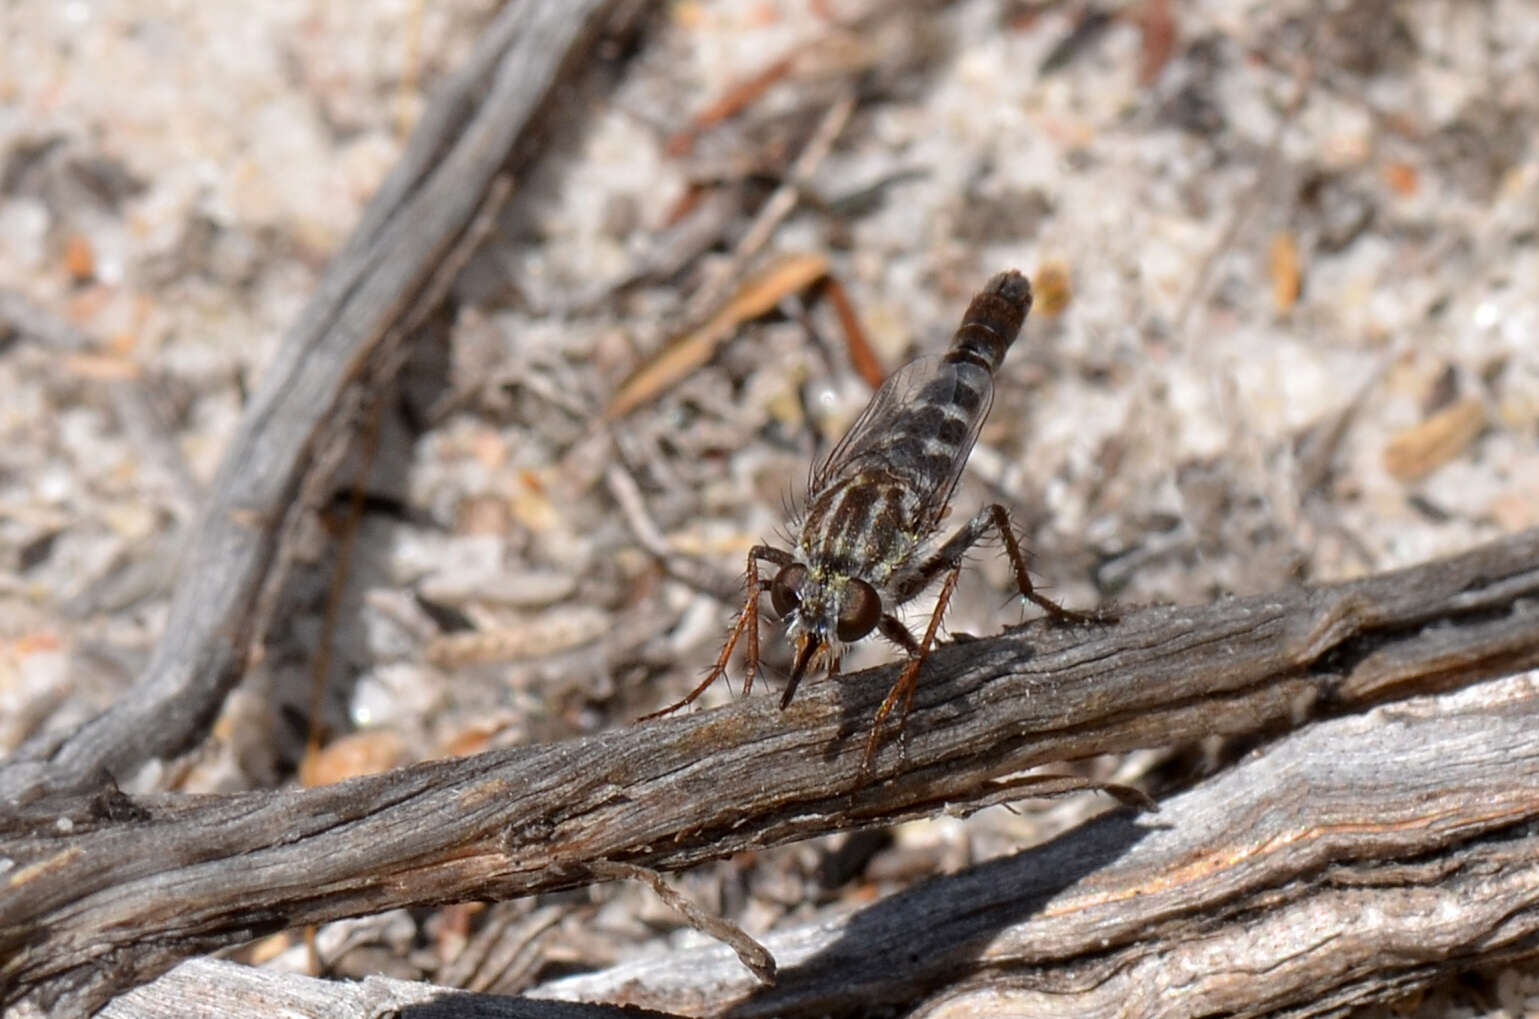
[863,566,961,774]
[857,504,1110,772]
[982,504,1108,624]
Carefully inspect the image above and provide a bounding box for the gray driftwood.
[2,528,1537,1015]
[91,957,679,1019]
[83,667,1539,1019]
[533,671,1539,1017]
[0,0,638,805]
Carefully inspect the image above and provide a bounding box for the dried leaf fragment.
[1033,261,1073,318]
[1383,397,1487,482]
[1384,160,1419,196]
[605,252,830,419]
[61,352,141,381]
[1137,0,1177,85]
[300,729,406,787]
[665,54,795,157]
[1270,231,1301,314]
[63,234,95,282]
[824,275,884,388]
[425,606,610,666]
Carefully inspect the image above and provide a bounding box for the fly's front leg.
[857,505,1108,769]
[857,513,998,771]
[640,544,792,720]
[888,509,990,607]
[740,544,793,698]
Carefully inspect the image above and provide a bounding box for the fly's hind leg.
[980,504,1112,624]
[858,505,1110,771]
[640,544,793,721]
[892,504,1106,625]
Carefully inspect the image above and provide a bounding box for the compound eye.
[769,563,808,619]
[836,580,882,642]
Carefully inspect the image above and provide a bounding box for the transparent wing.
[811,355,944,493]
[809,354,995,520]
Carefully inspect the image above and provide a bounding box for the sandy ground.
[3,0,1537,1013]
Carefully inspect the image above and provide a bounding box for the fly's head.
[768,560,882,703]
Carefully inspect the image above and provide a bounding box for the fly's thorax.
[798,470,925,591]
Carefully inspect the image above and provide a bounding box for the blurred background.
[2,0,1536,1012]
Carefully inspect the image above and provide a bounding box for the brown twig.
[820,275,884,389]
[589,861,776,985]
[683,89,856,327]
[665,55,798,157]
[606,252,832,419]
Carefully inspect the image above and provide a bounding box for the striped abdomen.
[798,271,1034,583]
[945,269,1032,372]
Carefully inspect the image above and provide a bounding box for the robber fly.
[648,270,1098,770]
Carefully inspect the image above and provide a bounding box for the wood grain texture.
[536,672,1539,1017]
[92,957,679,1019]
[3,528,1537,1015]
[0,0,635,805]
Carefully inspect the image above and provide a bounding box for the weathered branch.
[95,957,678,1019]
[3,528,1536,1015]
[0,0,638,804]
[533,671,1539,1017]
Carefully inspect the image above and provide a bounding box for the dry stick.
[820,275,884,388]
[683,88,856,326]
[301,394,386,773]
[604,462,743,603]
[589,861,777,985]
[0,0,633,804]
[100,957,679,1019]
[537,673,1539,1017]
[3,529,1537,1014]
[100,685,1539,1019]
[0,289,98,351]
[304,170,515,774]
[465,904,569,995]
